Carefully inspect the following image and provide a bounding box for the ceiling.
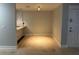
[16,3,62,11]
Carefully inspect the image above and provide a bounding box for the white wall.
[16,10,24,27]
[18,11,52,35]
[0,4,16,47]
[52,5,63,47]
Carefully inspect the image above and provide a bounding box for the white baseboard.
[52,34,61,48]
[25,34,52,36]
[52,35,68,48]
[0,46,16,49]
[61,45,68,48]
[54,37,61,48]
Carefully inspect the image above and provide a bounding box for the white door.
[67,5,79,47]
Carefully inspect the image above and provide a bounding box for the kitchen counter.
[16,26,26,30]
[16,26,26,40]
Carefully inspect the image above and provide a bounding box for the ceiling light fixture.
[37,6,40,11]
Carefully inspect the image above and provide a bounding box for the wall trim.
[53,35,68,48]
[52,34,61,48]
[0,46,16,49]
[25,34,52,36]
[61,45,68,48]
[54,37,61,48]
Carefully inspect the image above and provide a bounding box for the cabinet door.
[67,5,79,47]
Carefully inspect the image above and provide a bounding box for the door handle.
[69,27,72,32]
[70,18,72,23]
[69,30,72,32]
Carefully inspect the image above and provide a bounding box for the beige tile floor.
[17,35,59,54]
[18,35,59,48]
